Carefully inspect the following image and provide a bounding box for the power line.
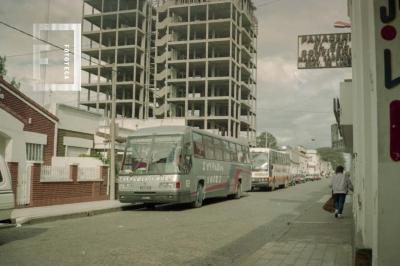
[6,45,99,58]
[0,20,117,73]
[0,21,67,54]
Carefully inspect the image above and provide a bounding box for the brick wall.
[56,129,94,157]
[0,80,57,165]
[29,164,108,207]
[7,162,18,203]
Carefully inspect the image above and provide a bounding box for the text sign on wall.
[375,0,400,162]
[297,33,352,69]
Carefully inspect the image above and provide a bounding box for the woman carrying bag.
[329,165,353,218]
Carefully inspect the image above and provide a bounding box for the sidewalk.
[11,200,138,225]
[242,194,353,266]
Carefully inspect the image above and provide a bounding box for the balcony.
[158,16,172,29]
[157,0,174,13]
[155,68,170,81]
[156,34,173,47]
[155,103,169,116]
[240,116,251,124]
[155,86,170,98]
[156,51,172,64]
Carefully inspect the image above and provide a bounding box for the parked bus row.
[0,126,323,221]
[117,126,330,209]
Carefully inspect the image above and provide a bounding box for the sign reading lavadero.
[297,33,352,69]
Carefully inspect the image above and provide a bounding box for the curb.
[14,204,143,226]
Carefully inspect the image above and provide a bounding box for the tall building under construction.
[80,0,155,119]
[80,0,257,144]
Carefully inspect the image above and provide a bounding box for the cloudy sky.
[0,0,351,149]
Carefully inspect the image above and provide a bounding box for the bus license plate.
[139,186,151,191]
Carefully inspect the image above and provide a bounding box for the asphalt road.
[0,179,332,266]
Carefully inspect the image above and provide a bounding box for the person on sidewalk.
[330,165,353,218]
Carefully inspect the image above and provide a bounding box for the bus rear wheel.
[143,203,157,210]
[191,183,204,208]
[233,182,242,199]
[270,180,276,191]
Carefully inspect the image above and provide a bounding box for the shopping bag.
[323,196,335,213]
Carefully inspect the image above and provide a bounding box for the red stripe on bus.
[205,182,227,192]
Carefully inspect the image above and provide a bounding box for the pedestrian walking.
[330,165,353,218]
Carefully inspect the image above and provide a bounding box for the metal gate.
[16,165,31,206]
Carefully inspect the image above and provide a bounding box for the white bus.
[118,126,252,208]
[250,148,290,191]
[0,152,14,222]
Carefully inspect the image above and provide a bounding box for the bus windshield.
[251,152,269,170]
[121,135,183,175]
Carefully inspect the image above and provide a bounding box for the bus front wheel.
[192,183,204,208]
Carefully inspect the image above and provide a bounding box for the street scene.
[0,179,352,266]
[0,0,399,265]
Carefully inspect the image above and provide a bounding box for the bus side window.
[222,140,230,161]
[193,132,205,158]
[243,146,250,163]
[230,143,238,162]
[213,138,223,161]
[237,145,245,163]
[204,136,214,160]
[181,142,193,173]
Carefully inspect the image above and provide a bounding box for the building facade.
[80,0,258,145]
[296,146,308,175]
[154,0,257,144]
[305,149,320,176]
[0,78,109,208]
[80,0,155,119]
[334,1,400,264]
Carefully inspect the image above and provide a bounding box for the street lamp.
[110,64,117,201]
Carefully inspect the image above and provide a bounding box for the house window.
[65,146,90,157]
[26,143,43,162]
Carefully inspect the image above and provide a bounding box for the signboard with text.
[297,33,352,69]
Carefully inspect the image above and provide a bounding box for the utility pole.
[110,64,116,200]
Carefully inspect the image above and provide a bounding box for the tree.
[0,56,20,89]
[0,56,6,77]
[10,77,21,89]
[256,132,278,149]
[317,147,345,170]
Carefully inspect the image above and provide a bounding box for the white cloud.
[258,56,302,87]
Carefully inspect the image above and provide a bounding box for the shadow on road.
[0,227,47,246]
[127,194,250,212]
